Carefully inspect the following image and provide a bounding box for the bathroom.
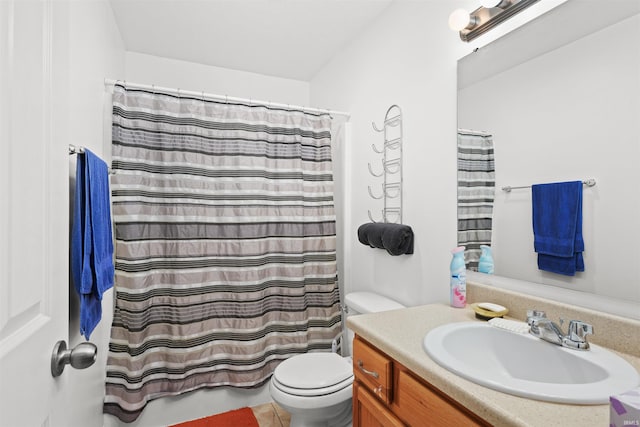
[1,0,638,426]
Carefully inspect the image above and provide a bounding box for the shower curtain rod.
[104,78,351,119]
[458,128,492,137]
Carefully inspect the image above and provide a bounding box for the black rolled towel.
[357,223,383,247]
[357,223,414,256]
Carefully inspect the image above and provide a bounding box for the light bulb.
[448,8,472,31]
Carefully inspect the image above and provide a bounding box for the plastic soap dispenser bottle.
[450,246,467,308]
[478,245,494,274]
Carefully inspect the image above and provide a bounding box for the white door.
[0,1,71,426]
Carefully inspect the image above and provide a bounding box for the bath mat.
[169,407,259,427]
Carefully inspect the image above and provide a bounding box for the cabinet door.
[393,367,488,427]
[354,382,405,427]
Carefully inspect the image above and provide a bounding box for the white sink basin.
[423,322,640,404]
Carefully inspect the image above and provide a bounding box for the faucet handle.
[568,320,594,341]
[526,309,546,325]
[563,320,594,350]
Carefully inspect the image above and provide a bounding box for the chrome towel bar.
[502,178,596,192]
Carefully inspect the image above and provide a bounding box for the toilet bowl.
[270,353,353,427]
[269,292,405,427]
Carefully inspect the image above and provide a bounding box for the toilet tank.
[343,292,405,357]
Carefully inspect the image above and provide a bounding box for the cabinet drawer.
[353,336,393,404]
[393,367,487,427]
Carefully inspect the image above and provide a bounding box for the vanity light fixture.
[479,0,509,8]
[449,0,540,42]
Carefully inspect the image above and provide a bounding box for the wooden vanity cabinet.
[352,335,491,427]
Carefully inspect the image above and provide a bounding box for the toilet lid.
[274,353,352,390]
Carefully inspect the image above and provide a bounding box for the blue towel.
[71,149,114,340]
[531,181,584,276]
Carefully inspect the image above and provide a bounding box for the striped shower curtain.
[104,84,342,422]
[457,131,495,269]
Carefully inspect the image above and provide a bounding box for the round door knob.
[51,340,97,377]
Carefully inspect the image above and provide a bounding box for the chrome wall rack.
[367,105,403,223]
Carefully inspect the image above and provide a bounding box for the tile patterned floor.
[251,402,291,427]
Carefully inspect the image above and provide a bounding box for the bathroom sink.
[423,322,640,404]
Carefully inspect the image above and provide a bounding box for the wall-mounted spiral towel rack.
[368,105,403,223]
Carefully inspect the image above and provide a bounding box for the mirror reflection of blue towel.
[532,181,584,276]
[71,149,114,340]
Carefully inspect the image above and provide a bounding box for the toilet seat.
[271,375,353,397]
[272,353,354,397]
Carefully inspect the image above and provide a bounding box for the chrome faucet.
[526,310,594,351]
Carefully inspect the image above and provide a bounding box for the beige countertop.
[347,303,640,427]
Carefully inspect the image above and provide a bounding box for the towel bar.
[502,179,596,192]
[69,144,115,175]
[68,144,85,154]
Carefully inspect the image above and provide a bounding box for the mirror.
[457,1,640,307]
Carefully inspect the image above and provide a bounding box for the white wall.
[124,52,310,107]
[54,1,125,427]
[310,2,472,307]
[459,14,640,303]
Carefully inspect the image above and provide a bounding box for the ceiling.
[109,0,395,81]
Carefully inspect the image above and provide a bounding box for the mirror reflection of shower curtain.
[457,130,495,269]
[105,84,342,422]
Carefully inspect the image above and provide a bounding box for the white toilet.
[269,292,405,427]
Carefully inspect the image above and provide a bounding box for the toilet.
[269,292,405,427]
